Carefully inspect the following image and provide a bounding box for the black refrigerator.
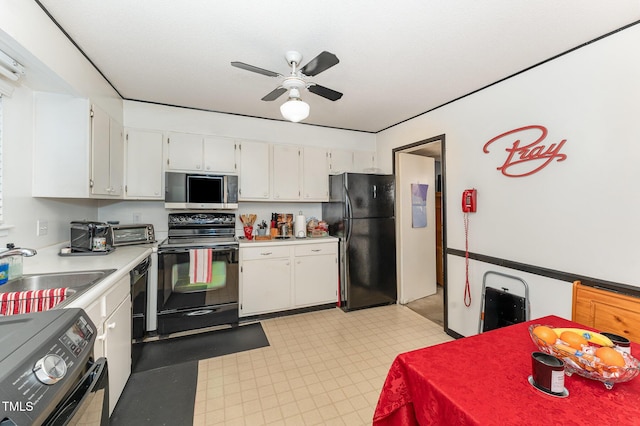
[322,173,397,311]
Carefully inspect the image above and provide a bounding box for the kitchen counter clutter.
[238,235,338,246]
[239,236,339,317]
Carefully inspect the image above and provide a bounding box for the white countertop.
[238,236,338,247]
[20,242,154,309]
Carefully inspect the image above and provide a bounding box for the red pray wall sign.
[482,125,567,177]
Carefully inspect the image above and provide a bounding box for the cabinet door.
[104,296,132,415]
[329,150,353,174]
[33,93,91,197]
[272,145,300,200]
[294,246,338,307]
[125,129,164,199]
[353,151,377,172]
[241,258,291,316]
[203,136,237,173]
[238,140,270,200]
[91,104,112,196]
[302,146,329,201]
[109,118,124,196]
[167,132,203,171]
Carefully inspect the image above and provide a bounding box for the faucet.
[0,247,37,259]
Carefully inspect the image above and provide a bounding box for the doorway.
[393,135,446,328]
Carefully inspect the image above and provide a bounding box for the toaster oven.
[110,224,156,246]
[70,221,113,252]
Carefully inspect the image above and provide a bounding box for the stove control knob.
[33,354,67,385]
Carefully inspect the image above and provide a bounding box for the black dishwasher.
[131,255,150,369]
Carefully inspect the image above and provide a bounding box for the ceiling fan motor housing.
[285,51,303,66]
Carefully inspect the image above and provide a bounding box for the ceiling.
[35,1,640,133]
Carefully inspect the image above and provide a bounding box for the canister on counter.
[600,332,631,354]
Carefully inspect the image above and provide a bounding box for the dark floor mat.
[133,322,269,373]
[109,361,197,426]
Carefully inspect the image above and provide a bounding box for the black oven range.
[156,212,239,336]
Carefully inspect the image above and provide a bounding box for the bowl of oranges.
[529,324,640,389]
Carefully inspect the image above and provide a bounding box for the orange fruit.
[532,326,557,345]
[595,347,626,367]
[560,331,588,350]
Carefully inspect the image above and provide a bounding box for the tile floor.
[406,285,444,327]
[193,304,453,425]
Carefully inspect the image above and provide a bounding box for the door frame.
[392,134,448,332]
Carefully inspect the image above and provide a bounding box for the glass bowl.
[528,324,640,389]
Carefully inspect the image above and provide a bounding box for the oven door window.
[158,248,238,311]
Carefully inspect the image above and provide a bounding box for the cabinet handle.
[311,249,322,252]
[107,322,116,329]
[97,332,107,341]
[260,252,272,256]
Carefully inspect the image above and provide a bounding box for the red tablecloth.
[373,315,640,426]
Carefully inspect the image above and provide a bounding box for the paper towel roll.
[295,213,307,238]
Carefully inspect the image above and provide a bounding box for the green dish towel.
[172,261,227,292]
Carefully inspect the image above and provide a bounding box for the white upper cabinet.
[329,149,376,174]
[328,149,353,175]
[90,105,111,196]
[33,92,123,199]
[301,146,329,200]
[272,144,301,200]
[238,140,270,200]
[239,143,329,202]
[124,129,164,199]
[108,118,125,196]
[166,132,201,171]
[90,104,123,197]
[203,136,237,173]
[353,150,377,172]
[166,132,237,174]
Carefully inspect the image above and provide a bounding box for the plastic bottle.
[0,260,8,285]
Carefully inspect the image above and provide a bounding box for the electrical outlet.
[133,213,142,224]
[37,220,48,236]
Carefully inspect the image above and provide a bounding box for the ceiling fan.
[231,51,342,122]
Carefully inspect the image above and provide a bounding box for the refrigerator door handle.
[345,185,353,245]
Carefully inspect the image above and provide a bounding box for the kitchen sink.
[0,269,116,309]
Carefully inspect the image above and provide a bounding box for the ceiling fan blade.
[308,84,343,101]
[261,87,287,101]
[231,61,280,78]
[300,51,339,76]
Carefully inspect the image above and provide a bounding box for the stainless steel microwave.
[164,172,238,209]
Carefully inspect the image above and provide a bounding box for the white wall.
[396,153,436,303]
[377,24,640,336]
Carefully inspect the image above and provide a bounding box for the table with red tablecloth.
[373,315,640,425]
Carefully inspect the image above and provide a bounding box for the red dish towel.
[0,288,70,316]
[189,248,212,284]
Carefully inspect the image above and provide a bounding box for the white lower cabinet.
[241,257,291,315]
[240,241,338,317]
[294,243,338,307]
[103,297,131,415]
[82,275,131,416]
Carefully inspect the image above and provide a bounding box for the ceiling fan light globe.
[280,99,310,122]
